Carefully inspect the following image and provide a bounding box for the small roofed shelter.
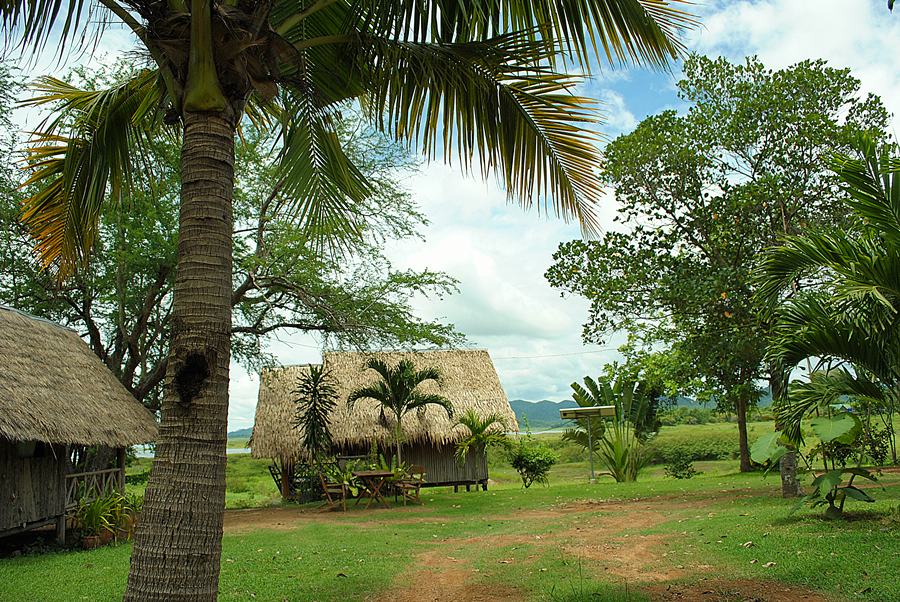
[0,306,157,543]
[251,350,516,496]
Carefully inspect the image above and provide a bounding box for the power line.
[492,348,617,360]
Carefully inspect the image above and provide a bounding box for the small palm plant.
[453,409,511,465]
[348,358,453,464]
[293,364,339,463]
[566,375,650,482]
[596,419,648,482]
[562,376,612,454]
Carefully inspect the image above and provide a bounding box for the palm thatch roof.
[0,305,158,446]
[251,349,515,463]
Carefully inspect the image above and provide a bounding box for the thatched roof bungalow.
[0,305,157,542]
[251,349,515,493]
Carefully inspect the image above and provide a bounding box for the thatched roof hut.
[251,349,515,489]
[0,305,157,446]
[0,305,157,542]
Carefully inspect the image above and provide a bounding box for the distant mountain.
[509,399,578,430]
[227,427,253,439]
[510,392,771,430]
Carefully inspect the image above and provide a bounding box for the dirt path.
[223,494,833,601]
[223,504,439,533]
[367,549,524,602]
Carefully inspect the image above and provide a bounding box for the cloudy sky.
[10,1,900,431]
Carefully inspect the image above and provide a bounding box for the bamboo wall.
[0,438,65,534]
[406,443,488,486]
[339,442,488,486]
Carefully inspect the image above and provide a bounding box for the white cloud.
[691,0,900,125]
[597,89,639,136]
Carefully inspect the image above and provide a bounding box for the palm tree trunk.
[395,420,403,466]
[125,110,235,602]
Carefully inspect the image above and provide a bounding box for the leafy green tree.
[755,135,900,465]
[2,1,693,597]
[348,358,453,465]
[0,66,461,411]
[547,55,890,472]
[453,409,511,465]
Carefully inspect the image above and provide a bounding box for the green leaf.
[842,486,875,503]
[750,431,785,464]
[811,469,844,495]
[810,413,860,443]
[842,467,879,482]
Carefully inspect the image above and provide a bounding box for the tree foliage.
[1,0,695,597]
[547,55,890,470]
[0,63,463,410]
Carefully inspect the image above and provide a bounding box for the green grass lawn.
[2,421,898,601]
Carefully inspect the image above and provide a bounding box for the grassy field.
[1,422,898,601]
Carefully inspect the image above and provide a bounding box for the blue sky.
[9,1,900,430]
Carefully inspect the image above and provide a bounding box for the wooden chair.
[318,472,349,512]
[395,465,426,505]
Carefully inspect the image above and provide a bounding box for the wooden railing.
[65,468,123,511]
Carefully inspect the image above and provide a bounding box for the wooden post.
[280,460,293,499]
[56,444,67,545]
[117,447,127,493]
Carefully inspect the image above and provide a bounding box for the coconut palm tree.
[755,135,900,456]
[453,408,510,464]
[348,358,452,464]
[2,2,694,599]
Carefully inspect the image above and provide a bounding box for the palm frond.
[827,136,900,246]
[0,0,105,57]
[346,384,389,409]
[19,69,165,276]
[406,392,454,419]
[766,292,898,386]
[275,82,372,248]
[754,232,900,313]
[349,0,696,69]
[353,32,603,233]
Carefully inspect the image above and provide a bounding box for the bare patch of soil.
[645,579,831,602]
[368,549,524,602]
[565,533,684,582]
[223,505,444,534]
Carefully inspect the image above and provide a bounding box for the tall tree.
[1,66,461,410]
[547,55,890,472]
[347,358,453,464]
[2,2,694,598]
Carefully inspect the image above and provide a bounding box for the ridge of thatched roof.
[251,349,516,463]
[0,305,158,446]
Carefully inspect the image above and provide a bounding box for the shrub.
[544,436,586,464]
[644,431,740,463]
[508,436,557,488]
[658,407,721,426]
[663,456,698,479]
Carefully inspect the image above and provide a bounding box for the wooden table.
[352,470,394,509]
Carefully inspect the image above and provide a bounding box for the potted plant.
[76,493,115,549]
